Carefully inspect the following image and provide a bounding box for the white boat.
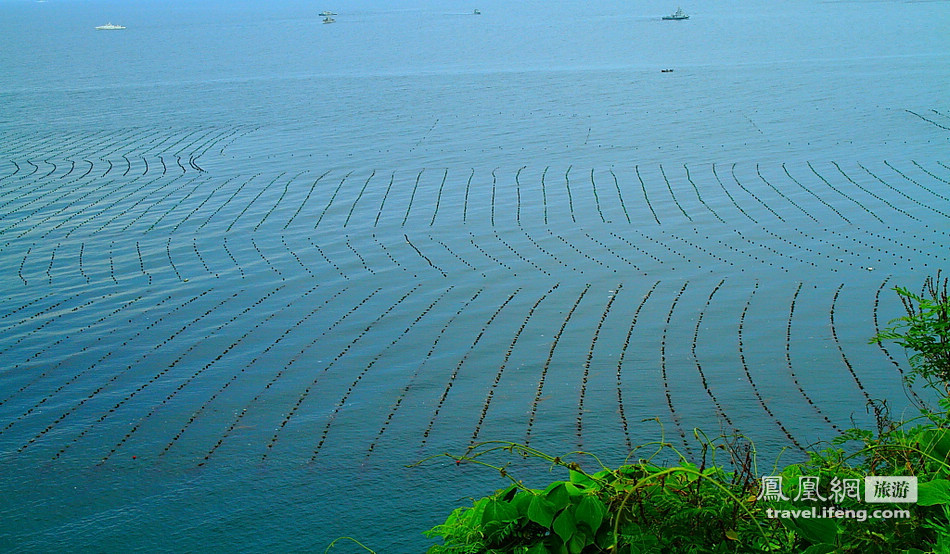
[662,7,688,20]
[322,16,335,24]
[95,23,126,30]
[319,11,337,16]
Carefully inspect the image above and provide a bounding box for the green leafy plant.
[872,272,950,392]
[420,275,950,553]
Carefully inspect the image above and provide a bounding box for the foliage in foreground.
[421,275,950,553]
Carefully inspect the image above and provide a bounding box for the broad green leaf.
[567,530,589,554]
[552,508,576,544]
[543,483,573,509]
[527,494,557,528]
[724,529,739,541]
[569,470,593,488]
[481,497,518,525]
[513,491,533,515]
[918,479,950,506]
[781,515,839,545]
[574,495,606,532]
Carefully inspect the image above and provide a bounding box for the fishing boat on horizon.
[95,23,126,30]
[662,7,689,20]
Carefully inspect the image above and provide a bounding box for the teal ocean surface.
[1,0,948,550]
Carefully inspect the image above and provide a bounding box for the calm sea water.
[1,0,948,551]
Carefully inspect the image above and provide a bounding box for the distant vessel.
[319,11,337,16]
[473,9,481,15]
[95,23,126,30]
[662,7,689,20]
[323,16,336,24]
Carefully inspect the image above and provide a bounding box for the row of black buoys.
[731,229,791,272]
[400,169,424,227]
[373,172,396,227]
[429,168,449,226]
[609,231,664,266]
[0,295,144,434]
[173,176,238,234]
[262,286,401,462]
[551,230,608,272]
[885,161,950,204]
[635,165,660,224]
[588,168,607,223]
[608,169,632,223]
[371,233,413,277]
[691,279,733,428]
[251,237,284,281]
[576,283,620,448]
[830,284,872,404]
[659,282,692,457]
[281,236,315,278]
[488,168,498,226]
[831,161,918,221]
[227,172,285,232]
[492,229,548,276]
[317,171,354,228]
[187,284,340,465]
[312,283,438,461]
[468,284,558,449]
[404,234,447,278]
[423,289,522,448]
[345,238,376,275]
[256,171,301,230]
[712,163,756,223]
[757,227,832,271]
[913,160,950,186]
[91,173,186,234]
[461,168,475,224]
[519,227,569,274]
[824,226,919,267]
[785,283,840,432]
[583,231,642,271]
[137,174,209,233]
[343,170,374,228]
[781,163,851,224]
[368,286,479,460]
[524,285,589,446]
[429,235,483,277]
[196,173,260,231]
[683,164,726,223]
[756,164,817,223]
[659,164,692,222]
[0,289,87,358]
[882,224,949,257]
[737,282,804,452]
[17,291,202,454]
[730,163,785,222]
[54,291,241,461]
[468,231,513,272]
[285,170,329,230]
[221,236,245,278]
[191,237,216,277]
[541,166,550,225]
[860,162,949,219]
[106,284,288,464]
[872,277,926,406]
[615,282,659,451]
[905,109,950,131]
